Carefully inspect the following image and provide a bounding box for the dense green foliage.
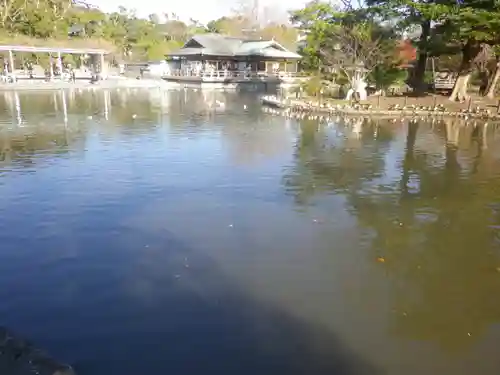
[0,0,299,61]
[291,1,409,92]
[293,0,500,98]
[5,0,500,97]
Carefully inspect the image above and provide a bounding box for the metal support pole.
[8,49,14,78]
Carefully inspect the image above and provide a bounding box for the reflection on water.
[284,117,500,354]
[1,89,500,375]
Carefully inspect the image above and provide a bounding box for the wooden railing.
[165,70,303,80]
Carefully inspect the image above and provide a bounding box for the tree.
[292,1,401,94]
[321,22,397,91]
[206,15,253,37]
[160,19,189,41]
[369,64,409,92]
[409,0,500,101]
[291,1,339,71]
[258,23,298,49]
[484,47,500,98]
[0,0,26,29]
[366,0,439,92]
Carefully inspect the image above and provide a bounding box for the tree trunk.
[449,74,472,102]
[413,20,431,94]
[485,58,500,98]
[449,40,482,102]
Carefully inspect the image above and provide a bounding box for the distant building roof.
[168,33,301,59]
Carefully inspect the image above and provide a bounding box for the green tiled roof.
[168,33,301,59]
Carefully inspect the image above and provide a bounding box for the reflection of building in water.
[103,89,111,120]
[221,116,295,165]
[3,91,22,125]
[146,88,171,112]
[199,90,227,110]
[112,88,172,114]
[2,90,74,125]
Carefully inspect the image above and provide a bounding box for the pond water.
[1,88,500,375]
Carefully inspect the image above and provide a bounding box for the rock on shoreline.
[0,326,76,375]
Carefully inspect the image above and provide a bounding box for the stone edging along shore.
[261,96,499,121]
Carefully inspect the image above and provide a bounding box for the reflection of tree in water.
[220,114,293,166]
[0,89,286,174]
[284,117,500,352]
[0,127,85,172]
[282,118,395,206]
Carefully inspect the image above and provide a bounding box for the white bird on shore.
[132,114,137,119]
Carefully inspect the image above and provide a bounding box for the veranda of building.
[0,45,109,79]
[166,34,301,80]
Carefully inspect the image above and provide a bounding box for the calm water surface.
[1,88,500,375]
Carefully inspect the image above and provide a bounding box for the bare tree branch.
[0,0,27,27]
[338,0,363,12]
[320,24,392,80]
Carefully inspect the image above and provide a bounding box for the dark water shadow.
[48,228,380,375]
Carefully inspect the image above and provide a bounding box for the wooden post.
[377,95,381,108]
[433,95,437,108]
[468,97,473,112]
[496,99,500,114]
[404,95,408,107]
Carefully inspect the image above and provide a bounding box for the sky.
[86,0,309,24]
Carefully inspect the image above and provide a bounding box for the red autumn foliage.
[395,39,417,67]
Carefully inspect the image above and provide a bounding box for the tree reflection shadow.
[66,229,379,375]
[284,117,500,352]
[283,118,395,205]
